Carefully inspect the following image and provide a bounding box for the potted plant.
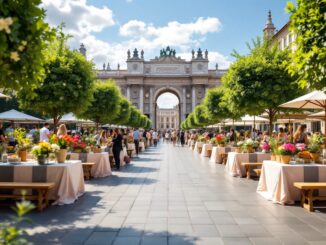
[50,134,74,163]
[13,128,32,162]
[308,135,323,161]
[31,142,59,165]
[235,141,243,153]
[242,139,255,153]
[269,138,278,161]
[215,134,226,147]
[210,138,218,146]
[278,143,296,164]
[72,135,88,153]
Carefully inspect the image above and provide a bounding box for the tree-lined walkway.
[1,143,326,245]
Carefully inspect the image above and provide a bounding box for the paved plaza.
[1,143,326,245]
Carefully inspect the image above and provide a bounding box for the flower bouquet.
[215,134,226,146]
[277,143,296,164]
[31,142,59,165]
[13,128,32,161]
[242,139,256,153]
[308,135,323,161]
[235,141,244,153]
[71,135,88,153]
[261,142,270,153]
[50,135,74,163]
[210,138,218,146]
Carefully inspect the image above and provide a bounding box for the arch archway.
[154,87,182,131]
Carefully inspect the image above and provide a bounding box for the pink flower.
[262,143,270,151]
[296,143,306,151]
[282,143,296,153]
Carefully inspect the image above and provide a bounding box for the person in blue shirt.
[133,128,140,155]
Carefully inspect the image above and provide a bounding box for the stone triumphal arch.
[90,46,226,128]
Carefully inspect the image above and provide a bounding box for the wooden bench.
[241,162,263,179]
[0,182,55,211]
[294,182,326,212]
[82,162,95,180]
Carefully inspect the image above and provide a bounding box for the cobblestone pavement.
[1,142,326,245]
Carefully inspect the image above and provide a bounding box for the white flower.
[10,52,20,62]
[51,144,60,153]
[0,17,13,34]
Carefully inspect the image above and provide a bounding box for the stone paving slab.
[1,142,326,244]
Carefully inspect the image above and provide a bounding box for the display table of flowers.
[225,152,271,177]
[0,160,84,205]
[201,143,213,157]
[70,152,111,178]
[257,160,326,205]
[209,146,237,164]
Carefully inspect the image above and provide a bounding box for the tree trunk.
[53,115,62,133]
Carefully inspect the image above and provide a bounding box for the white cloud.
[42,1,230,70]
[42,0,115,38]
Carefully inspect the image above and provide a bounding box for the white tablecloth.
[0,161,84,205]
[70,152,111,178]
[194,142,203,153]
[201,144,213,157]
[209,146,236,163]
[257,161,326,204]
[225,152,271,177]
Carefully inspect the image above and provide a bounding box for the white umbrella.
[241,115,269,123]
[47,113,94,124]
[308,111,325,119]
[280,90,326,146]
[0,109,43,122]
[0,92,10,99]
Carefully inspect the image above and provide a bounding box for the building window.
[161,124,164,129]
[288,34,292,44]
[283,37,287,48]
[166,125,169,128]
[172,124,174,128]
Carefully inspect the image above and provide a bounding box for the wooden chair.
[294,182,326,212]
[82,162,95,180]
[0,182,55,211]
[240,162,263,179]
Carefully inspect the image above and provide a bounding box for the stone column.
[126,85,130,100]
[181,87,186,123]
[192,85,196,111]
[140,85,144,113]
[149,87,155,127]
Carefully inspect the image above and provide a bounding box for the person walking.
[180,131,185,147]
[112,128,123,170]
[40,123,50,142]
[133,128,140,155]
[152,129,158,147]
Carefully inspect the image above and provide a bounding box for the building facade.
[89,46,226,128]
[156,106,180,131]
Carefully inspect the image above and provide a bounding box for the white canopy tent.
[47,113,95,125]
[0,109,43,123]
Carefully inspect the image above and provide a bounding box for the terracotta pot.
[310,153,320,162]
[271,154,276,161]
[276,155,281,163]
[19,150,27,162]
[37,155,47,165]
[235,147,241,153]
[281,155,291,164]
[56,149,67,163]
[247,146,254,153]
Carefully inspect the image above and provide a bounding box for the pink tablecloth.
[0,161,84,205]
[225,152,271,177]
[201,144,213,157]
[257,160,326,204]
[70,152,111,178]
[209,146,236,163]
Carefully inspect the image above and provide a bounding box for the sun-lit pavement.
[1,142,326,245]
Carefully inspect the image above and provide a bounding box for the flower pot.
[19,150,27,162]
[310,153,320,162]
[235,147,241,153]
[281,155,291,164]
[74,149,82,153]
[218,144,225,147]
[56,149,67,163]
[37,155,47,165]
[93,148,102,153]
[276,155,281,163]
[247,146,254,153]
[271,154,276,161]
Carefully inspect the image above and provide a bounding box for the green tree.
[286,0,326,89]
[127,106,141,127]
[193,104,210,127]
[78,81,121,128]
[111,97,131,126]
[223,38,304,134]
[0,0,55,90]
[18,35,95,128]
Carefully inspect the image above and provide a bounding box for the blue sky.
[42,0,292,70]
[42,0,293,108]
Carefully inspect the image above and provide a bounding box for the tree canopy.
[286,0,326,89]
[0,0,55,91]
[18,34,95,127]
